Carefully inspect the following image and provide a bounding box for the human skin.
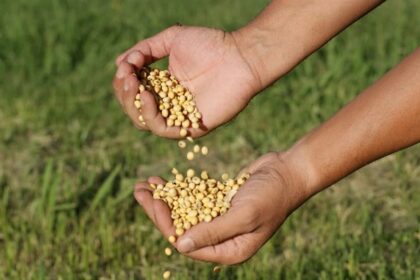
[134,49,420,264]
[113,0,384,138]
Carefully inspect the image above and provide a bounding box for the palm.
[207,153,292,258]
[167,27,259,131]
[133,153,305,264]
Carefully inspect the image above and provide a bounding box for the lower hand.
[134,152,309,264]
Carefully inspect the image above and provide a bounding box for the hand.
[133,152,309,264]
[113,25,263,138]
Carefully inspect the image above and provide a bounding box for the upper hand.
[113,25,262,138]
[133,152,309,264]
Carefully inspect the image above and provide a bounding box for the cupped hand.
[133,152,309,264]
[113,25,262,138]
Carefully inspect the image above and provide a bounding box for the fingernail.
[127,52,139,65]
[134,188,148,202]
[177,237,195,253]
[116,66,125,79]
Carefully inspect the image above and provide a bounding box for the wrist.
[278,138,323,206]
[231,25,303,91]
[231,0,316,91]
[274,149,317,212]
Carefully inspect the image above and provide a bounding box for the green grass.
[0,0,419,279]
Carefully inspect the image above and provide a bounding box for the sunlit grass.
[0,0,419,279]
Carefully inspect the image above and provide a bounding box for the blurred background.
[0,0,419,279]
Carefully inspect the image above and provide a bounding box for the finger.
[113,62,133,109]
[112,62,146,131]
[185,233,262,265]
[121,71,149,131]
[116,25,183,66]
[146,177,176,238]
[148,176,166,185]
[176,206,258,254]
[134,182,158,224]
[134,181,175,238]
[139,90,183,138]
[126,51,145,69]
[150,197,175,238]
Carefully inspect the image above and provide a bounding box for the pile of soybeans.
[134,66,202,137]
[134,67,249,279]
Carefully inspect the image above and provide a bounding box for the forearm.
[286,49,420,197]
[233,0,384,88]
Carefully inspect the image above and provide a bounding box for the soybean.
[133,67,202,138]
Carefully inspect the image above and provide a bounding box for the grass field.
[0,0,419,279]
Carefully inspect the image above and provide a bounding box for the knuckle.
[210,231,222,246]
[168,24,183,34]
[161,25,184,43]
[190,227,221,250]
[202,228,220,247]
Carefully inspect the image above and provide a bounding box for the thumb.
[176,207,257,254]
[116,25,184,66]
